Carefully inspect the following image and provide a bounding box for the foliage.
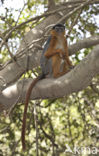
[0,0,99,155]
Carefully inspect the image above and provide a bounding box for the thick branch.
[0,35,99,91]
[0,45,99,113]
[48,0,55,10]
[69,35,99,55]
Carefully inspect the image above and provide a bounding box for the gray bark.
[0,45,99,113]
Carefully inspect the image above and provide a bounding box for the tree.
[0,0,99,155]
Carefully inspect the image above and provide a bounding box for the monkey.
[21,23,72,150]
[44,24,72,77]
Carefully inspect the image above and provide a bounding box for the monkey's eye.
[55,26,59,31]
[55,26,65,32]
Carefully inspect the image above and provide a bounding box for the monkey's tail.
[22,74,45,150]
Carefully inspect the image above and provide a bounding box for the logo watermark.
[65,144,98,155]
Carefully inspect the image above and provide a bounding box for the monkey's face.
[51,24,65,36]
[54,26,65,33]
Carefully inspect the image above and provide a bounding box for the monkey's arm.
[45,48,64,59]
[64,38,72,66]
[44,35,65,59]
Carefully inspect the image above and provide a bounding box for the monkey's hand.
[55,49,65,58]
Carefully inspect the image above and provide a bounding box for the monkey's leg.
[52,56,68,78]
[64,48,72,67]
[62,60,69,72]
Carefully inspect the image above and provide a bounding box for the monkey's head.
[51,24,65,37]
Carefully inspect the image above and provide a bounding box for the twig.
[47,115,55,156]
[16,37,44,58]
[56,0,93,24]
[0,15,13,29]
[68,8,83,36]
[15,2,27,26]
[11,140,20,156]
[34,101,39,156]
[1,4,78,47]
[0,33,25,73]
[0,36,44,70]
[0,34,16,62]
[90,83,99,94]
[39,112,56,146]
[67,108,74,147]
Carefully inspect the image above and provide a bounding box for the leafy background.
[0,0,99,155]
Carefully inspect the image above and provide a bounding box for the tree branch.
[0,45,99,113]
[69,35,99,55]
[56,0,97,24]
[0,35,99,91]
[48,0,55,10]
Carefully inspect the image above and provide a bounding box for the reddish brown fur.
[45,29,72,78]
[22,77,40,150]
